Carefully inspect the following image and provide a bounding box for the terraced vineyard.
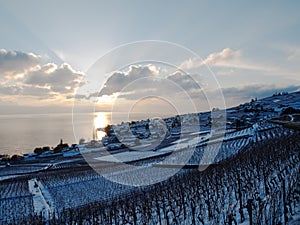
[0,180,34,224]
[53,126,300,225]
[40,171,135,212]
[0,120,299,224]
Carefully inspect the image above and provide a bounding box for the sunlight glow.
[97,95,114,103]
[94,112,108,129]
[94,112,109,140]
[96,130,106,140]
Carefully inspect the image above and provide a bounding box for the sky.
[0,0,300,115]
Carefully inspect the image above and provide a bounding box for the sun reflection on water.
[94,112,109,140]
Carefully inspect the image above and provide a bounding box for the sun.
[94,112,108,129]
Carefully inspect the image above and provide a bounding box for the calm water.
[0,113,79,156]
[0,112,174,156]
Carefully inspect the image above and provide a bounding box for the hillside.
[0,91,299,224]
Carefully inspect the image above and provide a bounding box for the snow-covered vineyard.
[1,92,300,224]
[0,123,299,224]
[48,127,300,225]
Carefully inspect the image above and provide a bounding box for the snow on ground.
[94,127,249,164]
[95,149,173,163]
[80,146,107,154]
[62,150,80,157]
[28,178,54,220]
[288,200,300,225]
[0,174,20,181]
[95,132,204,163]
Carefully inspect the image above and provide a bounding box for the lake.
[0,112,174,156]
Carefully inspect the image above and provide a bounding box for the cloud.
[180,48,241,69]
[98,65,157,96]
[88,65,203,102]
[82,63,300,113]
[0,84,53,99]
[21,86,54,98]
[287,50,300,62]
[221,84,300,102]
[203,48,242,67]
[79,64,210,113]
[180,48,272,72]
[190,83,300,110]
[2,48,298,114]
[0,49,40,77]
[0,49,84,101]
[25,63,84,93]
[167,71,202,92]
[0,85,22,95]
[276,45,300,63]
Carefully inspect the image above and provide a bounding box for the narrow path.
[28,178,54,220]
